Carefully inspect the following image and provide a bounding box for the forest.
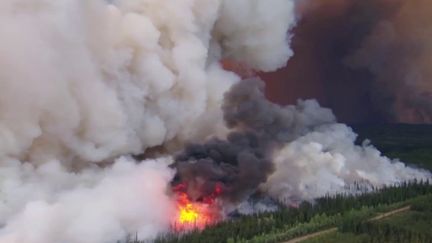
[125,124,432,243]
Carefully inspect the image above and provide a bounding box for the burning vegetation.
[0,1,431,243]
[172,183,222,231]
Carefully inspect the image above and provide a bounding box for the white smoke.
[0,0,430,242]
[262,117,431,203]
[0,0,296,242]
[0,0,295,165]
[215,0,295,71]
[0,157,175,243]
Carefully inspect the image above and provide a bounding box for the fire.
[176,192,209,226]
[178,205,199,223]
[172,183,223,231]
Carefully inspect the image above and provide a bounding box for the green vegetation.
[126,124,432,243]
[303,231,369,243]
[307,194,432,243]
[146,181,432,243]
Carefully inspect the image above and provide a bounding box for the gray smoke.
[262,124,431,203]
[174,78,431,206]
[0,1,431,243]
[0,0,296,242]
[173,78,335,203]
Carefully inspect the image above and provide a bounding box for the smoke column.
[264,0,432,123]
[347,0,432,123]
[0,0,295,242]
[175,78,430,206]
[0,0,430,242]
[174,78,334,203]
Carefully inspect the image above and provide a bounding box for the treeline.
[341,221,432,243]
[142,180,432,243]
[338,194,432,243]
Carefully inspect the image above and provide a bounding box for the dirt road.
[284,205,411,243]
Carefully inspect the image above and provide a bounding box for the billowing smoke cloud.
[174,79,334,203]
[0,0,295,242]
[346,0,432,123]
[0,0,295,166]
[0,0,430,242]
[0,158,175,242]
[264,0,432,123]
[175,78,431,205]
[262,124,431,203]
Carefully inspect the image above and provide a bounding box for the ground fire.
[172,183,223,231]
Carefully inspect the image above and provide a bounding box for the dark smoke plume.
[346,0,432,123]
[263,0,432,123]
[173,79,334,203]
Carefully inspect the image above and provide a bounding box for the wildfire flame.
[172,183,222,231]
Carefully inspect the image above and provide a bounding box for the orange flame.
[172,183,222,231]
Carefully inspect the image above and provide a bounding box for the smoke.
[0,0,296,242]
[264,0,432,123]
[215,0,295,72]
[0,0,295,166]
[0,157,175,243]
[175,79,431,205]
[174,79,334,203]
[262,124,431,203]
[346,0,432,123]
[0,0,430,242]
